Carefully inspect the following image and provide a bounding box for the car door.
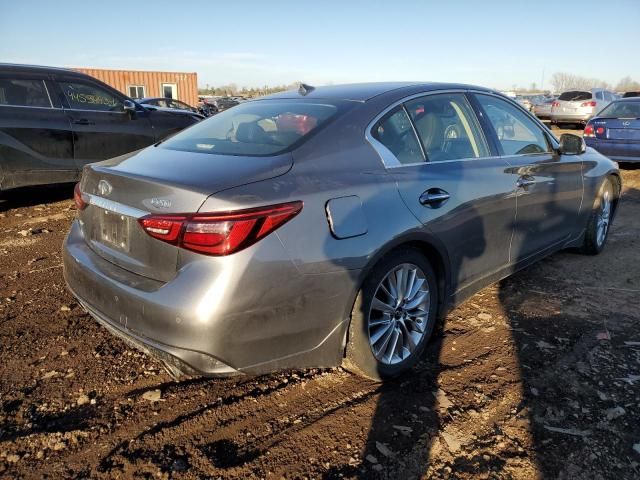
[471,93,583,263]
[53,77,154,169]
[0,73,75,189]
[370,92,516,295]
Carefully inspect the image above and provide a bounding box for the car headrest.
[236,122,269,144]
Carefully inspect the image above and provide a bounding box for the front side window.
[475,94,550,156]
[371,107,424,165]
[128,85,145,98]
[596,91,604,101]
[405,93,489,162]
[160,100,347,156]
[59,81,123,112]
[0,78,51,108]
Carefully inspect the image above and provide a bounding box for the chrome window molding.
[366,88,559,169]
[0,104,60,110]
[64,108,127,114]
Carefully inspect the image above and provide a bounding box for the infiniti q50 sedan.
[63,82,620,381]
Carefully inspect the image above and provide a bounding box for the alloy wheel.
[597,189,611,247]
[367,263,430,365]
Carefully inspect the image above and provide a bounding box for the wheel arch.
[355,231,452,321]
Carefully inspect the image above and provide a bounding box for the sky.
[1,0,639,91]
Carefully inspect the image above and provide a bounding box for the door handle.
[74,119,95,126]
[516,176,536,188]
[419,188,450,207]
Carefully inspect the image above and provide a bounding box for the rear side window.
[372,107,424,165]
[475,94,550,155]
[0,79,51,108]
[59,81,123,111]
[595,91,604,100]
[405,93,489,162]
[558,91,591,101]
[161,100,346,156]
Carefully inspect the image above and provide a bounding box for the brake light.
[138,201,303,256]
[74,183,88,210]
[596,126,605,135]
[581,101,597,107]
[552,101,560,107]
[584,125,595,137]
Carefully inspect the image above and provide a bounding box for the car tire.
[580,177,615,255]
[343,248,438,381]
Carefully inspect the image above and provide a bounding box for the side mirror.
[123,99,137,117]
[558,133,586,155]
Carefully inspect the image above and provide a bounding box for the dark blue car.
[584,98,640,162]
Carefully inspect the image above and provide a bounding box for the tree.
[615,76,640,92]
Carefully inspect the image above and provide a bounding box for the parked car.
[64,82,620,381]
[137,97,200,114]
[584,97,640,163]
[211,96,239,112]
[533,98,555,121]
[551,88,616,127]
[0,64,202,191]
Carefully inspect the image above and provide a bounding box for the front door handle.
[74,119,95,126]
[419,188,450,208]
[516,176,536,188]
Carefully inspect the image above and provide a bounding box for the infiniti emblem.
[98,179,113,197]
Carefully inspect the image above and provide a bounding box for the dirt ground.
[1,133,639,479]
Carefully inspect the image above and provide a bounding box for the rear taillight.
[584,125,595,137]
[552,101,560,107]
[581,101,597,107]
[74,183,88,210]
[139,201,303,256]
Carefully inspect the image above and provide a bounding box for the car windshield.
[159,100,347,156]
[558,91,591,101]
[597,101,640,119]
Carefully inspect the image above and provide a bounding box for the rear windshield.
[597,101,640,119]
[623,91,640,98]
[558,91,591,101]
[160,100,345,156]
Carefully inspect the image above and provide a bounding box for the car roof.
[260,82,493,102]
[0,63,88,78]
[617,97,640,102]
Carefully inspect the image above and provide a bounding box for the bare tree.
[615,76,640,92]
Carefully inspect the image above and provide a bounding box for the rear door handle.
[419,188,450,207]
[74,119,95,126]
[516,176,536,188]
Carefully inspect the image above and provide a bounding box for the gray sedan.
[63,83,620,381]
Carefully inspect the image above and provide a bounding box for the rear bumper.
[63,220,355,377]
[585,139,640,163]
[551,112,590,123]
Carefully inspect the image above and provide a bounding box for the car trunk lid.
[78,147,292,282]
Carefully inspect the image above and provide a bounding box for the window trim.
[127,84,146,99]
[366,89,507,169]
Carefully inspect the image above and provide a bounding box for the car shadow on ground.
[0,184,74,212]
[342,182,634,478]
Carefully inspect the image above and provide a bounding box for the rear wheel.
[580,177,615,255]
[344,248,438,381]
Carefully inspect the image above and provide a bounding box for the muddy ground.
[1,142,639,478]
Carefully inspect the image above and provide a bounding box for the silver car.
[64,83,620,381]
[533,98,555,120]
[551,88,617,126]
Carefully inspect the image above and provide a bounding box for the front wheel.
[343,248,438,381]
[580,178,615,255]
